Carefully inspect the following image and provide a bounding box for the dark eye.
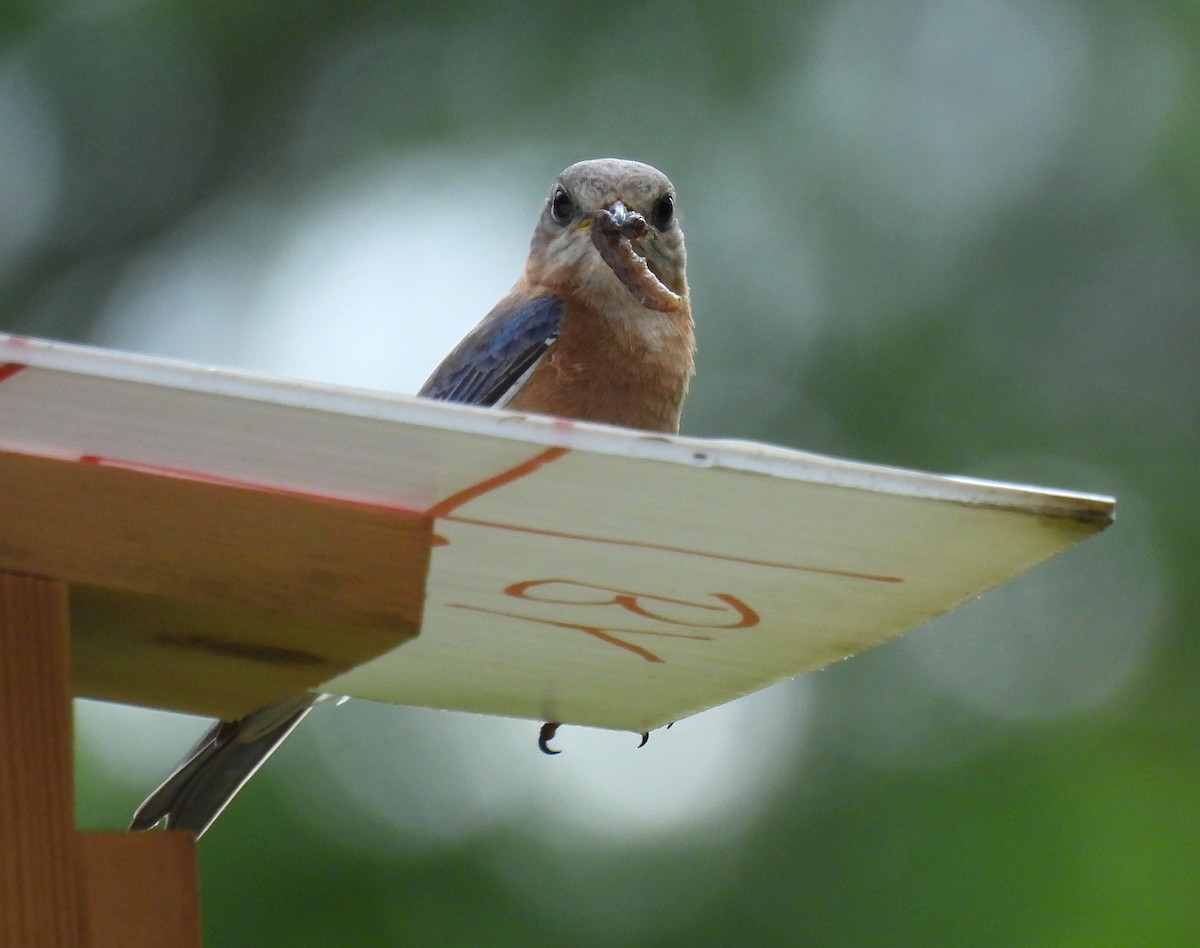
[550,187,575,224]
[650,193,675,230]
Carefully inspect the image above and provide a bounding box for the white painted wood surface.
[0,333,1114,732]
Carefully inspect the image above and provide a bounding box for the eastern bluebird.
[130,158,695,835]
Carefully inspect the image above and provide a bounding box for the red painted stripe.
[77,454,425,516]
[446,514,904,584]
[424,446,569,518]
[0,362,27,383]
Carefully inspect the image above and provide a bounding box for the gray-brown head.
[525,159,689,311]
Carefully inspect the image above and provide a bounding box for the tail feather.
[130,693,321,837]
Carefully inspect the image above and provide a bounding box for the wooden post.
[0,572,201,947]
[0,573,81,947]
[78,833,200,947]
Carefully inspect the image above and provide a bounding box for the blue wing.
[419,293,562,406]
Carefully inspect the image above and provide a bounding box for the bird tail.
[129,693,321,837]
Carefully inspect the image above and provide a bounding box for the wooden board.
[0,449,428,719]
[0,572,201,946]
[0,334,1114,731]
[0,574,79,946]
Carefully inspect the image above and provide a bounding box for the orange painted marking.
[448,581,753,663]
[447,604,719,663]
[505,580,759,628]
[424,446,569,518]
[0,362,26,383]
[447,515,903,584]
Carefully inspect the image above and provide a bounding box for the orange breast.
[505,300,695,433]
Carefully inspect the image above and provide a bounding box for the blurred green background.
[2,0,1195,944]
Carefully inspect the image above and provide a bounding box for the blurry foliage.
[3,0,1197,944]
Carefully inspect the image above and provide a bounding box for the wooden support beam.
[0,573,201,947]
[0,449,430,720]
[0,573,81,947]
[79,834,199,947]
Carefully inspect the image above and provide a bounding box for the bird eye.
[550,187,575,224]
[650,194,675,230]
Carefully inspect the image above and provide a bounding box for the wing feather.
[419,293,562,406]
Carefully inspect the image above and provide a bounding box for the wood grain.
[0,449,432,717]
[0,573,81,947]
[0,449,430,630]
[79,833,199,948]
[70,586,418,719]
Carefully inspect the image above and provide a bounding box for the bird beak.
[599,200,649,240]
[605,201,632,228]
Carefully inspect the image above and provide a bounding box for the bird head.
[526,158,688,311]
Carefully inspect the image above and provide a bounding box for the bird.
[129,157,695,836]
